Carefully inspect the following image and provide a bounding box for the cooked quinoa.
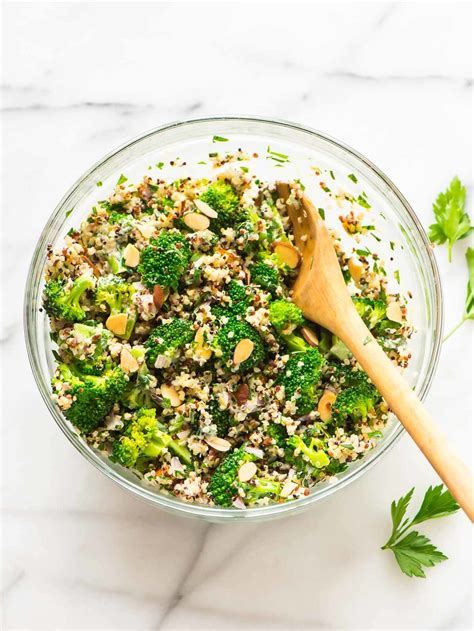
[44,159,412,508]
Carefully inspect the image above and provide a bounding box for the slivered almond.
[348,257,364,283]
[161,384,181,407]
[120,348,139,373]
[106,313,128,336]
[238,461,257,482]
[205,436,231,452]
[318,390,337,422]
[195,327,205,346]
[280,480,298,498]
[273,241,300,269]
[137,223,155,239]
[386,301,404,324]
[183,212,210,231]
[194,199,218,218]
[123,243,140,267]
[153,285,167,310]
[233,338,254,365]
[300,326,319,347]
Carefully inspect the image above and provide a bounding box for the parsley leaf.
[444,247,474,341]
[391,531,448,578]
[428,176,472,261]
[212,135,229,143]
[382,485,459,578]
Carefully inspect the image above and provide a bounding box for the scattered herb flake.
[357,195,371,209]
[329,170,335,180]
[212,135,229,143]
[65,209,73,218]
[348,173,358,183]
[318,208,326,220]
[96,181,103,187]
[116,174,128,186]
[156,162,164,170]
[394,270,400,284]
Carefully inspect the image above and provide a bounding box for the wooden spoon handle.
[337,312,474,521]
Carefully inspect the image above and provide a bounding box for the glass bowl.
[24,117,443,522]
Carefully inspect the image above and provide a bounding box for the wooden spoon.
[279,185,473,521]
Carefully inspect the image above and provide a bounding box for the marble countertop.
[2,2,472,629]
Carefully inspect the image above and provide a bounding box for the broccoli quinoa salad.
[43,154,413,508]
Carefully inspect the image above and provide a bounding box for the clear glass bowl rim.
[24,115,443,521]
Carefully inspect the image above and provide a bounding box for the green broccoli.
[145,318,194,368]
[199,181,243,230]
[138,230,191,290]
[353,297,387,330]
[43,274,94,322]
[266,422,287,447]
[208,446,254,506]
[112,408,192,468]
[332,381,380,426]
[249,261,281,296]
[215,316,266,372]
[52,362,127,433]
[71,322,111,375]
[269,300,304,334]
[121,347,156,409]
[241,478,282,502]
[277,347,325,415]
[208,396,232,438]
[235,210,262,255]
[286,435,330,469]
[95,275,136,340]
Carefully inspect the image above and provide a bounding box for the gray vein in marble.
[325,70,472,87]
[156,524,212,630]
[1,570,26,597]
[1,101,155,113]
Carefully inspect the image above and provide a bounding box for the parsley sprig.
[428,176,472,261]
[382,485,459,578]
[444,247,474,341]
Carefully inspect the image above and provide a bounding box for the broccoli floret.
[235,210,262,255]
[241,478,282,502]
[138,231,191,290]
[215,316,266,372]
[269,300,304,334]
[208,446,254,506]
[266,423,287,447]
[145,318,194,368]
[286,435,330,469]
[199,181,243,230]
[353,297,387,330]
[277,347,325,415]
[211,281,252,319]
[95,275,136,340]
[72,322,112,375]
[112,408,192,468]
[208,396,232,438]
[249,262,281,296]
[43,274,94,322]
[53,362,127,433]
[332,382,380,426]
[121,347,157,409]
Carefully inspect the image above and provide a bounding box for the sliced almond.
[205,436,232,452]
[233,338,254,365]
[153,285,168,310]
[120,348,139,373]
[280,480,298,498]
[194,327,205,346]
[273,241,300,269]
[106,313,128,336]
[137,223,155,239]
[194,199,218,218]
[318,390,337,422]
[300,326,319,347]
[238,461,257,482]
[195,347,212,361]
[234,383,250,405]
[348,257,364,283]
[386,301,404,324]
[161,384,181,407]
[123,243,140,268]
[183,212,210,231]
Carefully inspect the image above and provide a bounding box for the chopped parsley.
[212,135,229,143]
[348,173,358,183]
[116,174,128,186]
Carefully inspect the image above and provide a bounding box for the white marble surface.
[2,2,473,629]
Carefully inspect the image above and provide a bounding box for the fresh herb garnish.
[65,209,73,218]
[428,176,471,261]
[266,146,290,164]
[357,195,371,209]
[116,174,128,185]
[212,135,229,143]
[348,173,358,183]
[156,162,164,170]
[240,166,249,173]
[382,485,459,578]
[394,270,400,284]
[197,161,207,165]
[444,247,474,341]
[356,248,371,257]
[96,181,103,187]
[329,170,335,180]
[318,208,325,220]
[294,178,306,191]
